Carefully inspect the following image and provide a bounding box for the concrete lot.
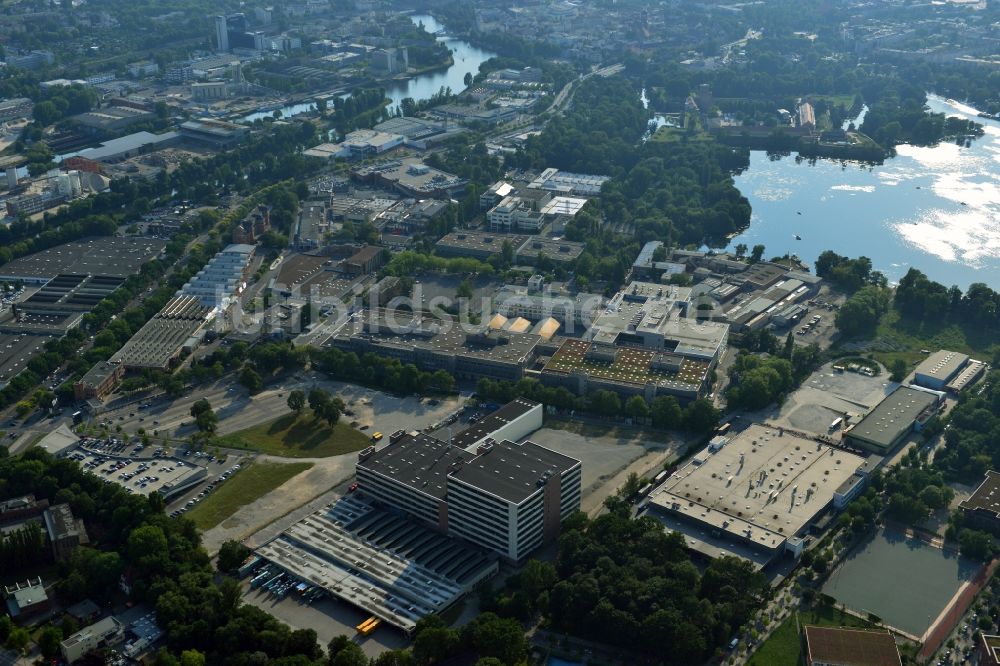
[751,362,896,437]
[526,424,683,514]
[242,582,409,658]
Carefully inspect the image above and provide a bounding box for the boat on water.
[794,234,802,240]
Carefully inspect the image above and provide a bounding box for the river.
[727,95,1000,289]
[240,14,495,122]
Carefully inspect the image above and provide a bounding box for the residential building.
[61,616,124,664]
[233,205,271,245]
[215,15,230,52]
[126,60,159,78]
[0,495,49,525]
[43,503,89,561]
[6,50,54,71]
[5,578,51,620]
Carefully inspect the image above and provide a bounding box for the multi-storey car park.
[253,496,498,635]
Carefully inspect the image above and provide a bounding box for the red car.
[348,483,359,493]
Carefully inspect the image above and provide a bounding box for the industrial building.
[176,244,255,310]
[913,349,970,390]
[588,281,730,362]
[178,119,248,148]
[959,470,1000,536]
[255,497,498,634]
[0,237,166,284]
[62,616,124,664]
[947,359,986,393]
[540,338,713,403]
[109,295,212,371]
[803,626,901,666]
[74,131,181,163]
[357,419,581,562]
[648,424,867,568]
[495,285,605,329]
[351,158,468,198]
[448,398,544,452]
[71,106,155,133]
[435,230,585,265]
[844,386,941,455]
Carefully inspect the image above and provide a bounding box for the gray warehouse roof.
[848,386,938,449]
[450,398,540,450]
[915,350,969,382]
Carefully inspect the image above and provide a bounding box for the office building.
[62,616,124,664]
[959,471,1000,536]
[804,626,901,666]
[351,158,468,198]
[215,15,230,52]
[74,361,125,401]
[495,285,604,329]
[844,386,940,455]
[528,167,609,196]
[913,349,969,390]
[371,47,409,74]
[357,417,580,561]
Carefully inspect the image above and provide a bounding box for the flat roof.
[449,439,580,504]
[76,131,179,161]
[915,349,969,381]
[436,231,529,255]
[450,398,540,450]
[44,503,83,540]
[960,470,1000,517]
[804,626,902,666]
[359,432,457,500]
[0,237,167,280]
[543,338,710,391]
[35,424,80,457]
[649,424,866,553]
[848,386,938,449]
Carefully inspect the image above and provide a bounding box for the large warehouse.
[648,424,867,568]
[845,386,941,455]
[913,350,969,390]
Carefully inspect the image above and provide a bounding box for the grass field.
[218,412,370,458]
[868,309,998,369]
[748,606,876,666]
[185,462,313,531]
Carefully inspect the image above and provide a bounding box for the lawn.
[218,412,370,458]
[868,309,998,369]
[184,461,313,531]
[748,606,875,666]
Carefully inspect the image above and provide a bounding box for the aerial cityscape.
[0,0,999,665]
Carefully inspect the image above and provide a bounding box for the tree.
[38,626,63,660]
[734,243,748,259]
[750,244,766,263]
[308,388,330,415]
[624,395,650,420]
[651,395,683,429]
[190,399,212,418]
[889,358,908,382]
[180,650,207,666]
[959,529,996,562]
[683,398,720,434]
[6,626,30,653]
[330,642,367,666]
[287,389,305,414]
[588,390,621,417]
[217,540,251,573]
[240,365,263,394]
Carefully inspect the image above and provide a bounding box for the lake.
[728,95,1000,290]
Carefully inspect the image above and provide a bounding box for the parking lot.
[73,442,206,498]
